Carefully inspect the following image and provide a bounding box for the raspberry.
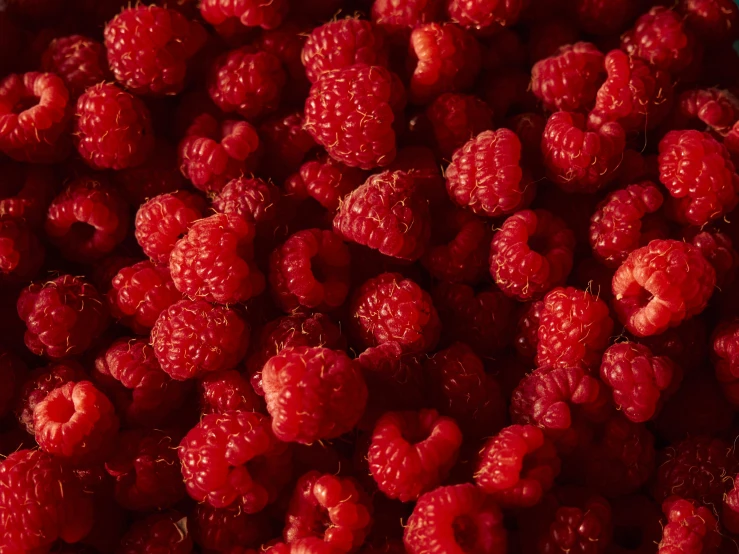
[724,482,739,534]
[304,64,406,170]
[0,216,44,281]
[371,0,444,35]
[445,128,530,217]
[118,512,193,554]
[686,230,739,289]
[105,5,205,96]
[673,88,739,136]
[74,82,155,170]
[269,229,351,312]
[387,145,447,209]
[638,315,708,374]
[490,209,576,301]
[0,449,93,553]
[368,409,462,502]
[542,111,626,193]
[105,429,185,511]
[475,424,561,508]
[213,177,282,228]
[407,22,480,105]
[261,346,367,443]
[480,67,536,121]
[169,213,264,304]
[17,275,109,359]
[514,300,544,360]
[256,22,310,105]
[532,492,612,554]
[285,156,365,212]
[33,380,119,462]
[425,92,493,159]
[179,410,290,510]
[45,176,130,263]
[678,0,739,44]
[658,497,721,554]
[199,0,288,31]
[404,484,506,554]
[114,140,188,206]
[658,130,739,226]
[0,162,56,227]
[199,370,262,414]
[446,0,523,32]
[151,298,250,380]
[589,182,666,268]
[135,190,207,264]
[334,171,430,261]
[530,42,605,113]
[575,0,640,36]
[612,240,716,337]
[711,317,739,408]
[588,50,673,133]
[0,72,71,163]
[191,501,273,553]
[178,113,260,193]
[259,111,317,182]
[41,35,109,97]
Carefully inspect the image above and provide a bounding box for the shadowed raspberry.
[213,176,282,228]
[256,21,310,101]
[658,497,721,554]
[0,162,57,227]
[575,0,640,35]
[199,369,262,414]
[678,0,739,44]
[426,92,493,159]
[118,511,193,554]
[191,501,273,552]
[371,0,444,35]
[447,0,523,31]
[41,35,109,97]
[712,319,739,407]
[285,156,365,212]
[724,480,739,534]
[114,140,187,205]
[259,111,317,182]
[672,88,739,136]
[199,0,288,31]
[515,300,544,359]
[0,216,43,281]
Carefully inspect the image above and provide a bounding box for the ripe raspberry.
[686,230,739,289]
[259,111,317,182]
[658,130,739,226]
[0,72,71,162]
[638,314,708,374]
[199,370,262,414]
[404,484,506,554]
[724,481,739,534]
[105,5,205,96]
[542,111,626,193]
[0,163,56,227]
[612,240,716,337]
[673,88,739,136]
[658,497,721,554]
[490,209,576,301]
[191,501,273,553]
[0,449,93,553]
[711,319,739,408]
[575,0,640,36]
[514,300,544,360]
[118,512,193,554]
[678,0,739,44]
[533,492,612,554]
[179,410,290,510]
[105,429,185,511]
[41,35,109,97]
[0,216,43,281]
[17,275,109,358]
[368,409,462,502]
[304,64,406,170]
[447,0,523,32]
[178,114,260,193]
[371,0,444,35]
[151,298,250,380]
[589,182,666,268]
[530,42,605,113]
[135,190,207,264]
[262,346,367,443]
[269,229,351,312]
[285,156,365,212]
[199,0,288,31]
[334,171,431,261]
[213,177,281,228]
[33,380,119,462]
[425,92,493,158]
[113,140,187,205]
[387,145,447,210]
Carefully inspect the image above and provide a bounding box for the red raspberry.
[673,88,739,136]
[113,140,187,206]
[490,209,576,301]
[0,216,43,281]
[589,50,673,133]
[135,191,207,264]
[304,64,406,170]
[711,319,739,407]
[0,163,56,227]
[371,0,444,35]
[0,72,71,163]
[404,484,506,554]
[368,409,462,502]
[191,501,273,553]
[658,130,739,226]
[425,92,493,158]
[41,35,109,97]
[334,170,431,261]
[532,492,612,554]
[530,42,605,113]
[17,275,109,358]
[105,429,185,511]
[445,128,530,217]
[259,111,317,182]
[542,111,626,193]
[199,0,288,31]
[475,424,560,508]
[170,213,264,304]
[179,410,290,510]
[118,511,193,554]
[514,300,544,359]
[724,481,739,534]
[269,229,351,312]
[105,5,205,96]
[407,22,480,105]
[213,177,282,228]
[178,113,260,193]
[589,182,666,268]
[638,314,708,374]
[575,0,640,36]
[686,230,739,288]
[151,298,250,380]
[261,346,367,443]
[678,0,739,44]
[0,449,93,553]
[612,240,716,337]
[285,156,365,212]
[446,0,523,32]
[33,380,119,462]
[658,497,721,554]
[387,145,447,208]
[199,370,262,414]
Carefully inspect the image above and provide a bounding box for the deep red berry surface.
[41,35,109,97]
[658,496,721,554]
[426,92,493,158]
[447,0,523,32]
[199,0,288,31]
[118,511,193,554]
[214,176,282,227]
[0,216,44,281]
[199,369,262,414]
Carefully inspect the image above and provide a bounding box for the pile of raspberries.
[6,0,739,552]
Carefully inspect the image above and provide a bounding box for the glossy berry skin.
[41,35,109,97]
[426,92,493,158]
[372,0,443,35]
[446,0,523,32]
[74,82,154,170]
[658,497,721,554]
[535,493,612,554]
[199,0,288,31]
[118,511,193,554]
[285,157,365,212]
[404,484,507,554]
[368,409,462,502]
[676,88,739,138]
[213,177,282,227]
[199,370,262,414]
[17,275,109,359]
[0,216,43,281]
[261,346,367,444]
[304,64,406,170]
[612,240,716,337]
[712,319,739,407]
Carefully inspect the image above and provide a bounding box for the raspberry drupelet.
[404,484,507,554]
[304,64,406,170]
[446,0,523,32]
[490,209,576,301]
[514,300,544,359]
[213,176,282,228]
[17,275,109,358]
[530,42,605,113]
[0,216,44,281]
[687,229,739,289]
[199,0,288,31]
[199,369,262,414]
[658,497,721,554]
[371,0,444,35]
[425,92,493,159]
[368,409,462,502]
[673,88,739,136]
[41,35,109,97]
[712,319,739,407]
[285,156,365,212]
[261,346,367,443]
[678,0,739,44]
[118,511,193,554]
[0,162,57,227]
[612,239,716,337]
[105,5,206,96]
[151,298,250,380]
[179,410,290,510]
